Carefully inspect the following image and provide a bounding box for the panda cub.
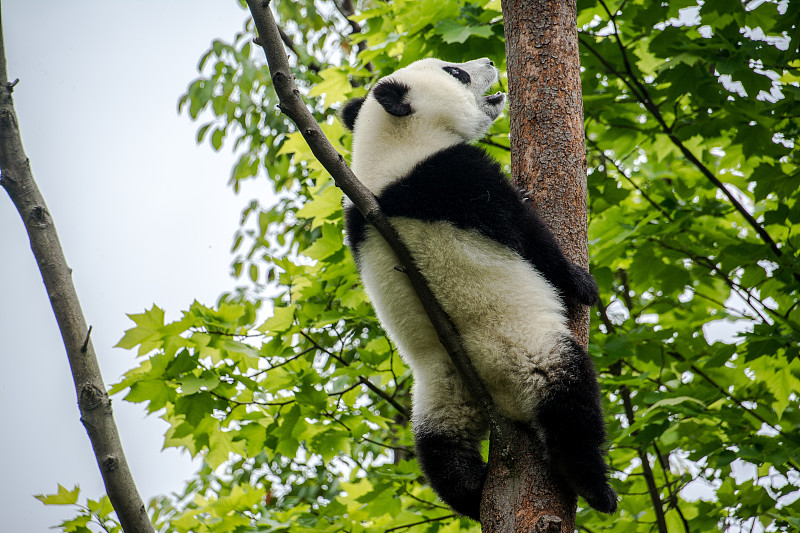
[341,58,617,520]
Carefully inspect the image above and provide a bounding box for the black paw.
[582,484,618,515]
[569,264,599,307]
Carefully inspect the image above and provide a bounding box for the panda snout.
[485,92,504,105]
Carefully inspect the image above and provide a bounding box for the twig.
[299,329,412,419]
[358,376,410,419]
[580,28,781,258]
[244,0,504,442]
[0,11,154,533]
[586,137,673,222]
[384,514,458,532]
[652,441,690,533]
[620,387,668,533]
[81,325,93,353]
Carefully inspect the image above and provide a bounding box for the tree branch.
[243,0,505,444]
[580,25,781,258]
[0,9,153,533]
[620,388,668,533]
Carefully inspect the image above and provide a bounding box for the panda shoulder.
[420,144,506,186]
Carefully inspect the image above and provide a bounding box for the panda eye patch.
[442,66,471,84]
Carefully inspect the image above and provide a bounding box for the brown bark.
[0,9,154,533]
[481,0,588,530]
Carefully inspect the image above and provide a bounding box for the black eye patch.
[442,66,471,84]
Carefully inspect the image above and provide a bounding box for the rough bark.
[0,9,154,533]
[481,0,588,530]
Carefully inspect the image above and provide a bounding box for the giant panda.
[340,58,617,521]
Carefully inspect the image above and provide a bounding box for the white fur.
[350,58,504,195]
[358,220,570,437]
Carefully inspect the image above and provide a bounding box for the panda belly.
[356,218,571,424]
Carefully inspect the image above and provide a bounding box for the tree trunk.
[481,0,588,530]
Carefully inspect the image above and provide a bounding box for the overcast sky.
[0,2,263,530]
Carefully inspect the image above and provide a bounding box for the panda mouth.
[484,92,505,105]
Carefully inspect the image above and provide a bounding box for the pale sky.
[0,1,262,530]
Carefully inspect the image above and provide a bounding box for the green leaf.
[303,223,344,261]
[256,304,296,334]
[295,186,344,225]
[434,20,494,44]
[179,373,220,395]
[35,484,80,506]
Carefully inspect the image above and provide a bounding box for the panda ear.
[373,79,413,117]
[341,97,366,130]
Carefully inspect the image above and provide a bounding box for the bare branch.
[0,10,153,533]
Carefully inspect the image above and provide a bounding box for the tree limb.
[242,0,507,447]
[0,9,153,533]
[620,388,668,533]
[579,26,781,258]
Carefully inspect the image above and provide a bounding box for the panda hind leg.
[536,338,618,514]
[414,430,486,522]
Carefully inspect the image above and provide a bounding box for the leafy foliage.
[35,485,121,533]
[41,0,799,531]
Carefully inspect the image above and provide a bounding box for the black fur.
[536,338,617,514]
[344,143,598,306]
[373,79,413,117]
[341,97,366,131]
[442,66,471,84]
[414,432,485,521]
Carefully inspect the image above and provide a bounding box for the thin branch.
[0,11,154,533]
[580,32,781,257]
[298,329,411,417]
[403,490,452,511]
[652,441,690,533]
[384,514,458,532]
[586,137,673,222]
[620,387,669,533]
[209,390,294,407]
[669,351,800,459]
[244,0,504,445]
[276,27,321,73]
[323,410,412,453]
[479,136,511,151]
[358,376,410,419]
[334,0,372,72]
[654,239,771,323]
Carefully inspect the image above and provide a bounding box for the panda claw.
[582,485,618,515]
[569,264,599,306]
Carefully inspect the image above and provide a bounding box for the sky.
[0,1,264,530]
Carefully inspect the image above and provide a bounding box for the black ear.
[373,79,412,117]
[341,97,366,130]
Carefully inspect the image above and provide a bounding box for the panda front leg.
[411,369,489,522]
[534,338,618,514]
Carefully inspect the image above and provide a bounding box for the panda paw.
[582,484,618,515]
[569,264,600,307]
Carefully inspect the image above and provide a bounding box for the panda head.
[342,58,505,192]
